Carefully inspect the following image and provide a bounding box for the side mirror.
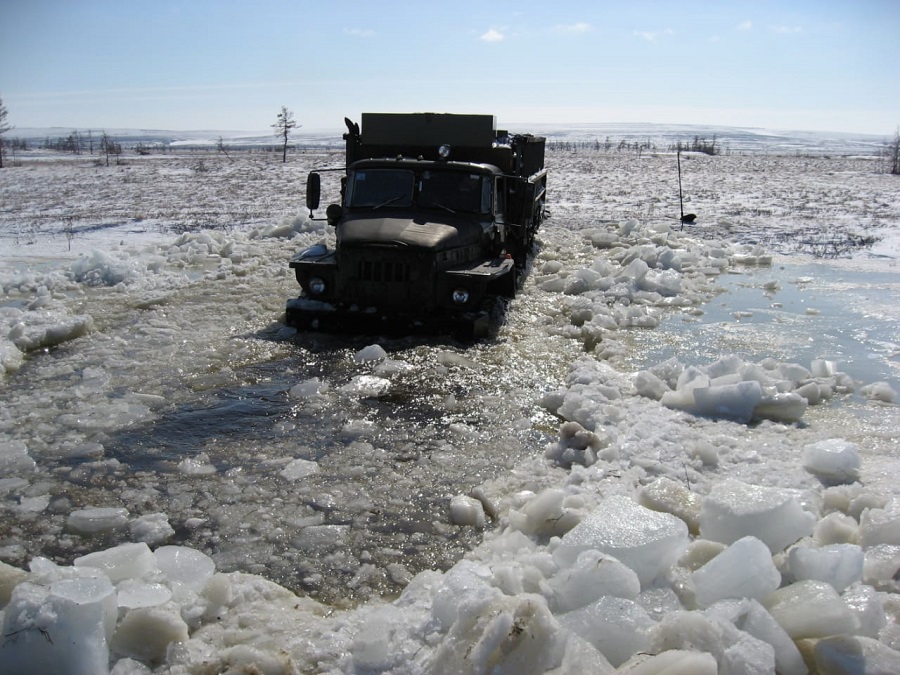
[306,172,321,213]
[325,203,343,226]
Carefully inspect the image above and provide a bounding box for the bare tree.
[272,106,298,163]
[889,128,900,176]
[0,95,13,169]
[100,131,121,166]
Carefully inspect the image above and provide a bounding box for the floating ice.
[449,494,485,527]
[353,344,387,363]
[67,507,130,535]
[280,458,320,481]
[339,374,391,397]
[555,495,689,587]
[289,377,329,398]
[699,479,816,553]
[128,512,175,546]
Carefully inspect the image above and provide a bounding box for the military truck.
[286,112,547,337]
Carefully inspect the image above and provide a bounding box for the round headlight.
[438,144,451,159]
[451,288,470,305]
[308,277,326,295]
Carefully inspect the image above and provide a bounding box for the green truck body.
[286,113,547,337]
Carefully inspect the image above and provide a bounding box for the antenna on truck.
[677,150,697,230]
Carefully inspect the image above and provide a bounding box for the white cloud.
[554,22,591,34]
[737,20,753,31]
[344,28,375,38]
[771,25,803,34]
[480,28,505,43]
[634,28,674,42]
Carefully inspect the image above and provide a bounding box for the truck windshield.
[347,169,415,209]
[419,171,490,215]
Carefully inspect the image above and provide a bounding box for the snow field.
[0,146,899,672]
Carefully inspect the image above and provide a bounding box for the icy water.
[626,257,900,395]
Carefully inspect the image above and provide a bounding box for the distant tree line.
[546,135,722,156]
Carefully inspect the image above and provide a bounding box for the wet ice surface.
[2,143,900,672]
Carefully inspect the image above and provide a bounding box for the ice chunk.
[153,546,215,593]
[618,650,717,674]
[74,542,159,583]
[67,507,129,535]
[860,381,897,403]
[289,377,328,398]
[706,598,807,675]
[650,609,776,674]
[559,596,654,667]
[110,603,189,664]
[690,536,780,607]
[787,543,863,592]
[663,380,764,423]
[752,391,808,423]
[863,544,900,591]
[763,580,860,639]
[128,512,175,546]
[699,479,815,553]
[0,577,116,675]
[634,370,669,400]
[116,580,172,609]
[280,458,319,481]
[508,488,581,539]
[555,495,689,587]
[842,584,887,639]
[449,495,485,528]
[638,477,702,535]
[802,439,861,484]
[353,344,387,363]
[859,503,900,547]
[549,549,641,612]
[813,635,900,674]
[339,375,391,397]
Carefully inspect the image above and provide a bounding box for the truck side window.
[493,177,505,217]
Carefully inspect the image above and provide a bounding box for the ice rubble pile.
[635,354,857,424]
[3,471,900,673]
[534,218,772,354]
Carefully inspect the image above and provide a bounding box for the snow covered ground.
[1,135,899,673]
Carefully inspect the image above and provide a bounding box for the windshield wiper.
[373,196,404,210]
[430,201,456,214]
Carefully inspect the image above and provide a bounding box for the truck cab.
[286,113,547,337]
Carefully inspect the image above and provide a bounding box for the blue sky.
[1,0,897,134]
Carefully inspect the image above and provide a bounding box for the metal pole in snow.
[677,149,685,231]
